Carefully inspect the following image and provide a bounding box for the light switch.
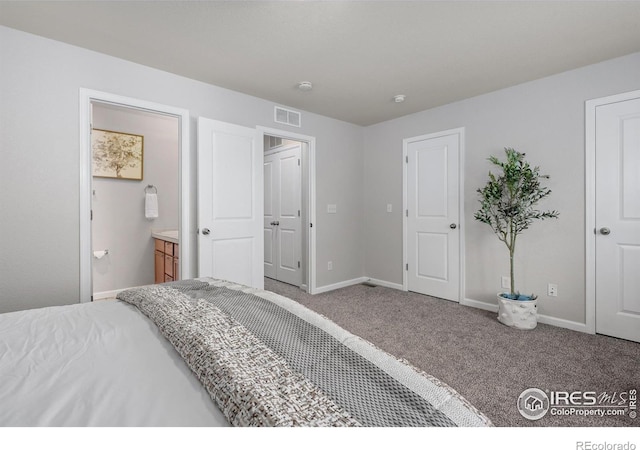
[387,204,393,213]
[327,204,337,214]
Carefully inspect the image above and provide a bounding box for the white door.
[197,117,263,289]
[405,131,460,301]
[264,145,302,286]
[595,96,640,343]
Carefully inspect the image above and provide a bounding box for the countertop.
[151,229,179,244]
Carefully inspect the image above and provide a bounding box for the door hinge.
[298,159,301,166]
[406,263,409,271]
[91,210,93,220]
[405,155,408,163]
[298,261,301,268]
[298,210,301,217]
[405,209,408,217]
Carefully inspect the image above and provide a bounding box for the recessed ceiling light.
[298,81,313,92]
[393,94,406,103]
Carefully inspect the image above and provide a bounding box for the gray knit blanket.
[117,278,492,427]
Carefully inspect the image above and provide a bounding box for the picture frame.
[92,128,144,180]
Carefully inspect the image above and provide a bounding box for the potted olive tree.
[474,148,559,329]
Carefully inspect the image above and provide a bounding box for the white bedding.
[1,279,491,427]
[0,300,229,426]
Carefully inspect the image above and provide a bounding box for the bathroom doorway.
[79,89,191,303]
[90,102,180,299]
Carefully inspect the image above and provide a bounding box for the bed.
[0,278,492,427]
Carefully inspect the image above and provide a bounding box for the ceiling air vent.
[274,106,301,128]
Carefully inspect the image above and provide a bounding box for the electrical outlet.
[547,283,558,297]
[328,261,333,271]
[501,276,510,289]
[387,203,393,213]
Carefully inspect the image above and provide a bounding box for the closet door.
[404,131,461,302]
[594,95,640,343]
[264,145,302,287]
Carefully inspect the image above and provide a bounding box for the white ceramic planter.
[497,294,537,329]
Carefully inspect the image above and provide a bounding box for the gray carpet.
[264,278,640,427]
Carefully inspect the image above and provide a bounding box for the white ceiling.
[2,1,640,126]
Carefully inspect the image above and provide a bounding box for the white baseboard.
[461,297,590,334]
[461,298,498,313]
[537,314,591,334]
[93,288,125,300]
[314,277,368,294]
[93,284,148,300]
[367,278,404,291]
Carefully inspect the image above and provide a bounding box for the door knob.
[599,227,611,235]
[275,221,280,226]
[201,228,210,236]
[450,223,457,229]
[270,221,276,226]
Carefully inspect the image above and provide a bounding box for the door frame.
[402,127,465,301]
[79,88,191,303]
[258,126,317,294]
[585,89,640,334]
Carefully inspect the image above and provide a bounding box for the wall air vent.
[268,135,283,149]
[274,106,301,128]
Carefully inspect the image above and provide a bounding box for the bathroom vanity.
[152,230,179,284]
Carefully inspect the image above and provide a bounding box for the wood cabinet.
[154,238,179,284]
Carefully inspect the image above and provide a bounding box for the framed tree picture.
[92,129,144,180]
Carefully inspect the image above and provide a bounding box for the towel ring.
[145,185,157,194]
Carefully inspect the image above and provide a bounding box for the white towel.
[145,193,158,219]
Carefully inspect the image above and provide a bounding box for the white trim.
[402,140,408,291]
[79,89,190,303]
[537,314,589,334]
[461,298,498,313]
[94,284,151,301]
[584,89,640,335]
[458,129,467,306]
[402,127,466,302]
[314,277,369,294]
[257,126,317,294]
[263,142,301,157]
[461,297,589,333]
[92,288,126,300]
[585,96,596,334]
[367,278,404,291]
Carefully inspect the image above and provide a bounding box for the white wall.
[0,26,364,313]
[92,103,179,294]
[363,51,640,326]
